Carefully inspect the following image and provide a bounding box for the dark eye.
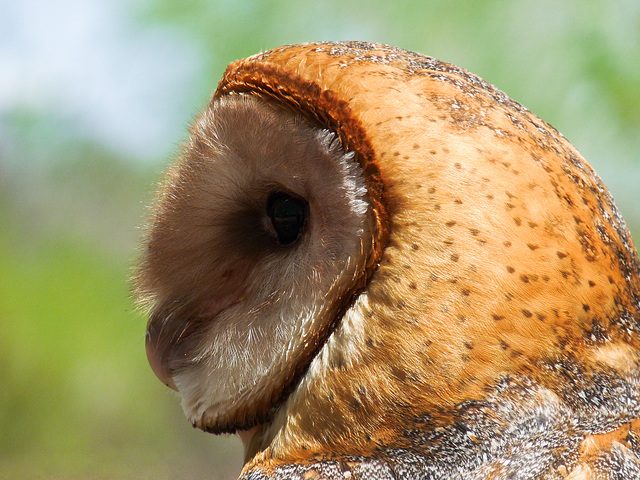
[266,191,308,246]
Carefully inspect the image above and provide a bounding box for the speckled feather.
[139,41,640,479]
[218,42,640,479]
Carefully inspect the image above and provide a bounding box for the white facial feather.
[168,95,374,428]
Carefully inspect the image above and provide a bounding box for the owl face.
[140,95,377,432]
[136,42,640,476]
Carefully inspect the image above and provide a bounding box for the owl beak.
[145,313,179,391]
[144,293,245,392]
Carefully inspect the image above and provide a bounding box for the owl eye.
[266,191,308,246]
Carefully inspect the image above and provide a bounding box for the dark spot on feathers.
[391,365,407,382]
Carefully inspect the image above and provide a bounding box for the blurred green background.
[1,0,639,478]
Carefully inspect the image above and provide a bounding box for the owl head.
[136,42,640,477]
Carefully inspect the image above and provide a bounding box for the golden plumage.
[137,42,640,479]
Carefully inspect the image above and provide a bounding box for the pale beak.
[145,314,179,391]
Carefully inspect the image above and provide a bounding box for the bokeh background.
[1,0,639,478]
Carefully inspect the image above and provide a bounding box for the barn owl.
[136,42,640,479]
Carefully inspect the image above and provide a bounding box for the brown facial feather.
[138,94,381,433]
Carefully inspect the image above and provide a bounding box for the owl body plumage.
[137,42,640,479]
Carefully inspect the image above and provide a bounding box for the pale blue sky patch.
[0,0,203,161]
